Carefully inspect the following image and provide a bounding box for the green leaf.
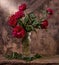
[23,56,34,61]
[13,52,22,59]
[32,20,39,26]
[32,20,41,29]
[37,26,41,29]
[17,54,23,59]
[18,19,23,26]
[4,53,14,59]
[25,25,34,32]
[34,54,42,59]
[23,57,30,61]
[4,55,13,59]
[31,57,34,60]
[24,15,29,24]
[29,13,36,19]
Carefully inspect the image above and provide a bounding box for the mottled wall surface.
[0,0,59,56]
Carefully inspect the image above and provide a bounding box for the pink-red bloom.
[19,3,26,11]
[12,25,26,38]
[41,20,48,29]
[47,8,53,15]
[8,11,24,27]
[8,15,17,27]
[15,11,25,19]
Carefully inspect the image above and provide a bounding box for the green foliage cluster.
[5,52,42,62]
[18,13,41,32]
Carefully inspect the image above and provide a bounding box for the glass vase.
[22,33,31,57]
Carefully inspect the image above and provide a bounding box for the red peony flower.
[13,25,22,32]
[47,8,53,15]
[12,25,26,38]
[15,11,25,19]
[19,3,26,11]
[8,15,17,27]
[41,20,48,29]
[16,29,26,38]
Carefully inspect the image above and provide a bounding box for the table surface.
[0,55,59,64]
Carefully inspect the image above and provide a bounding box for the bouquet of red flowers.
[7,3,53,61]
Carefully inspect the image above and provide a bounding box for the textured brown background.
[0,0,59,64]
